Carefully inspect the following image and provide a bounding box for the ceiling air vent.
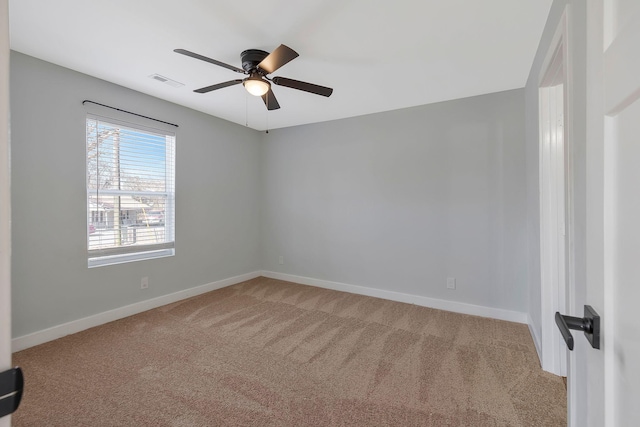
[148,74,184,88]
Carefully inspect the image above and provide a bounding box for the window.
[86,115,175,267]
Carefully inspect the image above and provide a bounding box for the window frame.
[86,113,176,268]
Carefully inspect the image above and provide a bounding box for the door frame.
[0,0,12,425]
[538,5,574,379]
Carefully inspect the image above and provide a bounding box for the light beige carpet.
[13,277,566,426]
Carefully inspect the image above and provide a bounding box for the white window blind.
[86,115,175,267]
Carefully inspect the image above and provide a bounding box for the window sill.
[88,248,175,268]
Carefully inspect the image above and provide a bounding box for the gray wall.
[261,89,528,313]
[11,52,530,339]
[10,52,262,337]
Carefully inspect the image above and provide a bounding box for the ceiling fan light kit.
[174,44,333,110]
[243,74,270,96]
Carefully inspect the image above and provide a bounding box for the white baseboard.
[13,270,531,353]
[12,271,262,352]
[261,271,527,324]
[528,314,543,365]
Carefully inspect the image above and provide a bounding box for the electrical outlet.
[278,256,284,265]
[141,276,149,290]
[446,277,456,290]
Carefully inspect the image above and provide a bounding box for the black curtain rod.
[82,100,179,128]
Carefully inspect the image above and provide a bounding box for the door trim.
[0,0,12,425]
[538,5,574,378]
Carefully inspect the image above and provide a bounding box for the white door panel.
[601,0,640,425]
[608,98,640,425]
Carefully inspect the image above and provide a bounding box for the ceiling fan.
[174,44,333,110]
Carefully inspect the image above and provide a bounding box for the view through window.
[86,115,175,267]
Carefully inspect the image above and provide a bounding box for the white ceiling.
[8,0,552,131]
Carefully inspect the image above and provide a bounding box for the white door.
[0,0,12,425]
[580,0,640,426]
[602,0,640,424]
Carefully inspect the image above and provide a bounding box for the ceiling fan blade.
[174,49,245,74]
[258,44,299,74]
[261,89,281,110]
[272,76,333,97]
[194,80,243,93]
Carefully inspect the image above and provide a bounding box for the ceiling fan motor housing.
[241,49,269,73]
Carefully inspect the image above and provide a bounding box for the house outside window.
[86,115,175,267]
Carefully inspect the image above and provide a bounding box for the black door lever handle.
[555,305,600,351]
[0,367,24,417]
